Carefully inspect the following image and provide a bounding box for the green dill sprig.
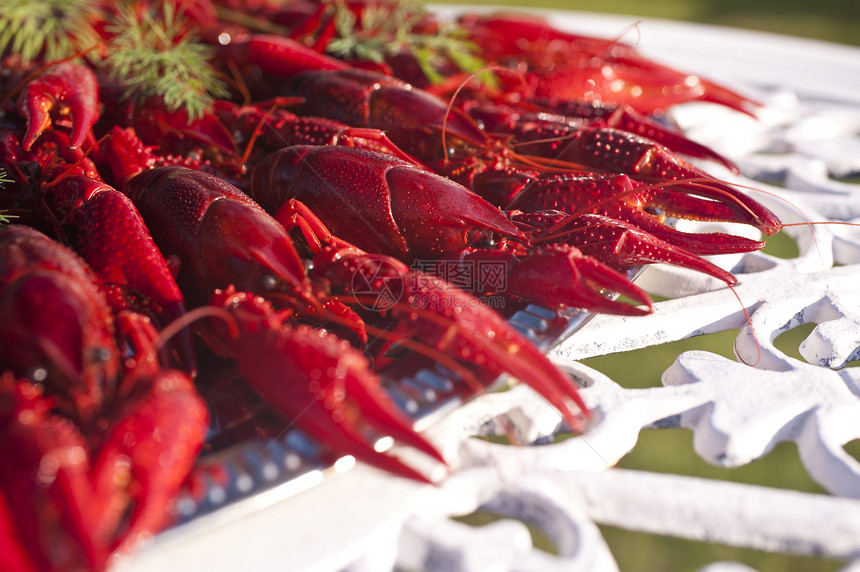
[325,0,496,87]
[0,0,102,63]
[0,169,18,225]
[104,2,229,121]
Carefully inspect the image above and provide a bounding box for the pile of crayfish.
[0,0,784,570]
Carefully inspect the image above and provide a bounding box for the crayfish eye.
[259,273,279,291]
[91,347,112,363]
[466,228,496,249]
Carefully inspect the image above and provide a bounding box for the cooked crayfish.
[120,165,596,460]
[250,143,654,313]
[0,225,208,572]
[0,1,791,570]
[208,41,781,284]
[454,12,761,115]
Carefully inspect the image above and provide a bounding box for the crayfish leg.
[92,370,208,557]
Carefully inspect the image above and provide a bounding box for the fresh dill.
[103,2,229,121]
[1,0,229,120]
[325,0,496,87]
[0,0,102,63]
[0,169,17,225]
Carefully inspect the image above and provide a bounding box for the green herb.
[0,0,102,63]
[0,169,17,225]
[104,1,229,121]
[325,0,497,88]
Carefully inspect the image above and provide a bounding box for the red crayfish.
[212,37,781,288]
[0,0,790,570]
[0,225,208,572]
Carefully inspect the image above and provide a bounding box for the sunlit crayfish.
[196,13,782,293]
[1,46,612,570]
[0,2,802,571]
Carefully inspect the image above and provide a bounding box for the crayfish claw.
[606,106,742,173]
[404,275,592,432]
[643,185,782,239]
[242,325,445,482]
[212,291,445,482]
[538,214,742,285]
[453,244,653,316]
[556,131,782,235]
[18,62,99,151]
[622,207,767,257]
[96,370,208,555]
[510,244,653,316]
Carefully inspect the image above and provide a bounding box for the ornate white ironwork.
[115,9,860,572]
